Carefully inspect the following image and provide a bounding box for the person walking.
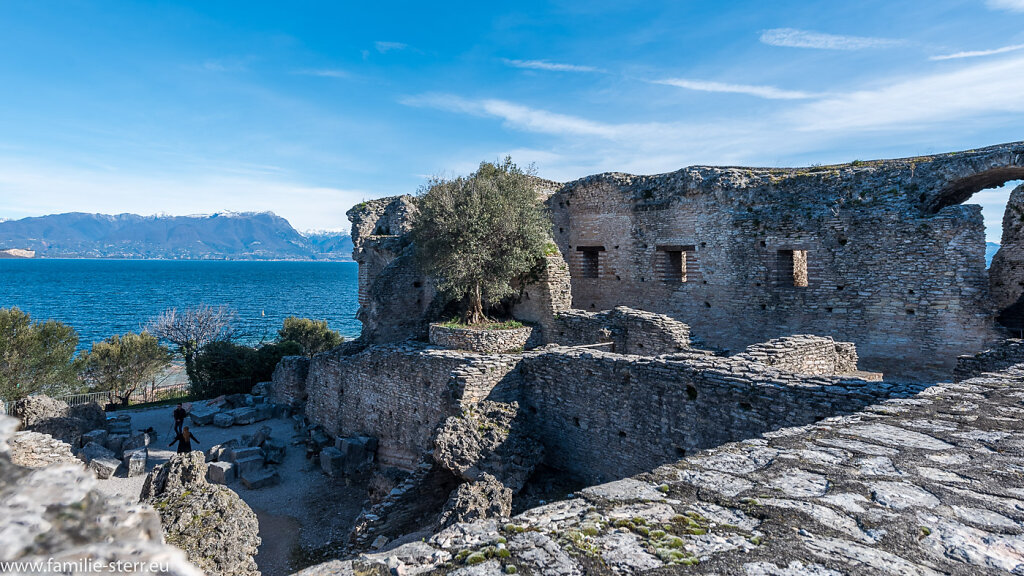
[172,403,187,436]
[169,426,200,454]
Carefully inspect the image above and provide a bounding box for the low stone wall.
[953,338,1024,381]
[550,306,691,354]
[321,365,1024,576]
[519,346,912,484]
[428,324,534,353]
[734,335,860,375]
[304,343,523,470]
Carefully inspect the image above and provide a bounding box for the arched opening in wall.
[934,169,1024,331]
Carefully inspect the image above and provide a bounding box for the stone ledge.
[429,324,534,354]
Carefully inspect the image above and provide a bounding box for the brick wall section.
[510,254,573,341]
[734,335,859,375]
[549,306,691,355]
[548,143,1024,375]
[953,338,1024,381]
[428,324,535,353]
[304,343,523,470]
[518,347,918,484]
[269,355,310,406]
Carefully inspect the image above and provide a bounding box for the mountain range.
[0,212,353,260]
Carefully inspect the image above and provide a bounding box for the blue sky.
[0,1,1023,240]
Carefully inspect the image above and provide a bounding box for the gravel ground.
[91,403,367,576]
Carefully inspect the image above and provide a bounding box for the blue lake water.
[0,259,361,351]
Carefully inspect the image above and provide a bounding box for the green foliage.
[410,157,551,324]
[0,307,79,400]
[77,332,172,405]
[192,339,302,398]
[438,318,524,331]
[278,316,343,356]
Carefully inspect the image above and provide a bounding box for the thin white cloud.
[987,0,1024,12]
[654,78,819,100]
[294,69,350,78]
[502,59,602,73]
[930,43,1024,60]
[375,41,408,54]
[792,54,1024,131]
[760,28,905,50]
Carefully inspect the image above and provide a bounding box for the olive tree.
[410,158,551,324]
[149,304,236,387]
[278,316,344,356]
[0,307,79,400]
[77,332,172,406]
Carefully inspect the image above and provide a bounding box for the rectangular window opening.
[777,249,808,287]
[657,245,695,283]
[577,246,605,279]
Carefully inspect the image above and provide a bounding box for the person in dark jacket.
[169,426,200,454]
[172,403,188,436]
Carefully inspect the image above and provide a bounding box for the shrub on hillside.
[0,307,79,400]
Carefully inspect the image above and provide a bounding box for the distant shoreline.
[0,256,354,262]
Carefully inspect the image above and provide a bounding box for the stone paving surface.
[297,365,1024,575]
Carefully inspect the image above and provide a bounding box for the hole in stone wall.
[704,301,711,308]
[826,307,833,313]
[618,430,627,438]
[686,385,698,401]
[760,240,767,247]
[675,447,687,457]
[528,406,538,415]
[656,245,693,283]
[760,304,767,310]
[837,285,845,291]
[413,281,422,288]
[577,246,604,279]
[739,402,752,411]
[573,417,580,427]
[906,309,915,315]
[776,249,809,287]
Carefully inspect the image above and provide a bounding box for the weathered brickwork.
[268,355,310,406]
[322,365,1024,576]
[428,324,534,353]
[990,183,1024,330]
[549,306,692,355]
[549,144,1024,375]
[303,343,522,470]
[517,347,914,484]
[953,338,1024,381]
[735,335,860,376]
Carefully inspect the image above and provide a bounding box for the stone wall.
[549,306,692,355]
[990,183,1024,330]
[953,338,1024,381]
[269,355,310,406]
[304,343,522,470]
[549,143,1024,375]
[428,324,534,353]
[347,196,441,344]
[734,335,859,375]
[324,364,1024,576]
[517,347,912,484]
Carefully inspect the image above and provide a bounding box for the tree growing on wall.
[0,307,79,400]
[278,316,344,356]
[410,157,551,324]
[77,332,172,406]
[149,305,236,387]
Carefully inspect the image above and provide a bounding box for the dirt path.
[254,508,302,576]
[91,404,368,575]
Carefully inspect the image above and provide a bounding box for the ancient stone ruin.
[4,144,1024,575]
[264,143,1024,573]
